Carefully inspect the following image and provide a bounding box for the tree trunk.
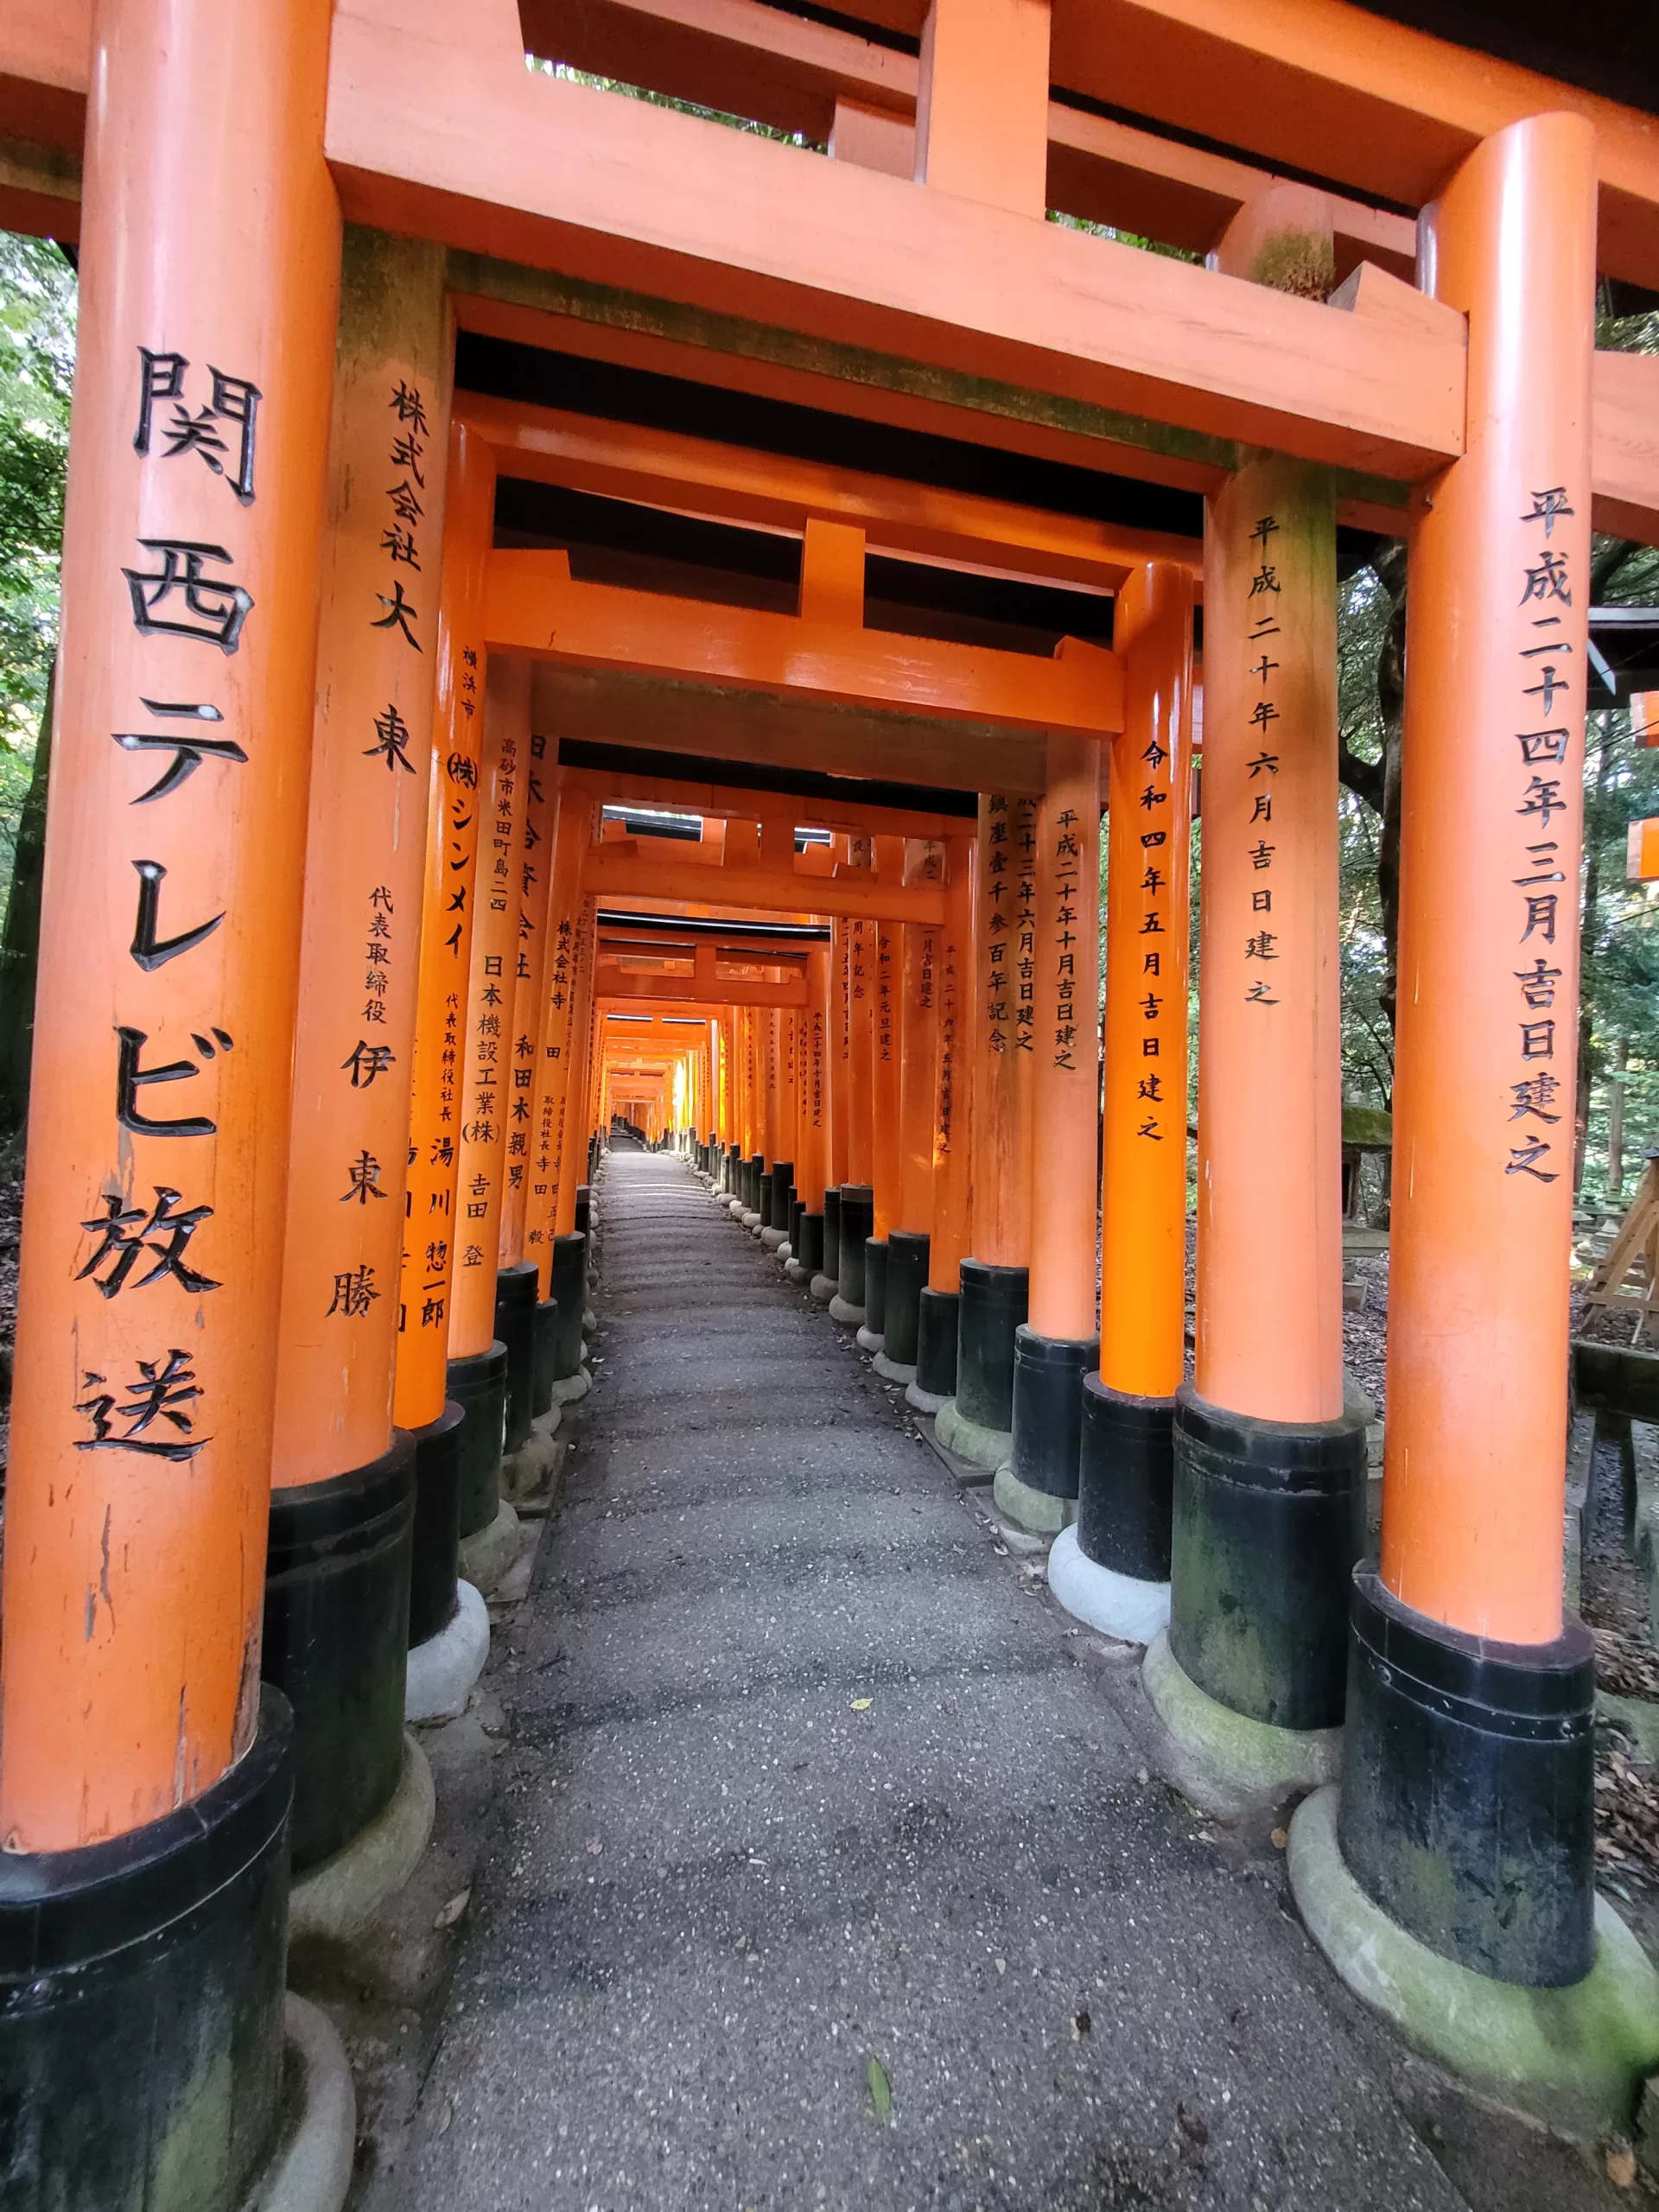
[1607,1033,1630,1200]
[0,657,55,1133]
[1574,709,1618,1195]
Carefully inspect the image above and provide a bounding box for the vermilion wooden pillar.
[1055,560,1193,1642]
[878,842,943,1378]
[0,0,339,2189]
[995,735,1102,1531]
[1300,115,1616,2008]
[787,943,832,1285]
[940,793,1033,1465]
[908,835,974,1411]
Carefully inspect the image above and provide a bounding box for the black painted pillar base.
[769,1160,794,1243]
[909,1286,960,1408]
[0,1688,293,2212]
[264,1433,416,1873]
[758,1173,774,1230]
[550,1231,588,1382]
[1007,1326,1097,1498]
[748,1154,766,1218]
[859,1238,888,1345]
[407,1399,465,1647]
[956,1259,1028,1433]
[881,1230,930,1369]
[575,1185,591,1239]
[494,1259,539,1452]
[786,1194,803,1253]
[835,1184,874,1316]
[1077,1377,1174,1581]
[1339,1567,1594,1986]
[816,1187,842,1295]
[1170,1384,1368,1732]
[447,1339,508,1540]
[531,1294,558,1418]
[789,1209,824,1284]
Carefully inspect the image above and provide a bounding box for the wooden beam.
[454,391,1204,588]
[489,548,1124,733]
[598,964,807,1006]
[327,0,1465,485]
[587,841,949,921]
[567,766,966,841]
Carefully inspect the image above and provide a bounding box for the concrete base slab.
[245,1995,355,2212]
[937,1398,1013,1471]
[760,1227,786,1250]
[906,1376,952,1414]
[741,1211,761,1230]
[855,1325,883,1355]
[785,1261,810,1287]
[405,1580,490,1724]
[874,1352,917,1385]
[776,1242,792,1263]
[1047,1525,1171,1645]
[917,1412,995,1490]
[550,1364,592,1406]
[500,1409,562,1501]
[810,1274,836,1303]
[1141,1628,1341,1815]
[725,1198,745,1217]
[992,1459,1076,1535]
[582,1308,596,1332]
[458,1498,522,1596]
[289,1732,435,1944]
[828,1295,866,1328]
[1288,1784,1659,2139]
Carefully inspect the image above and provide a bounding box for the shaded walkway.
[377,1154,1563,2212]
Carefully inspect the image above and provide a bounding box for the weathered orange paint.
[498,747,558,1267]
[798,948,831,1209]
[524,792,591,1291]
[1027,735,1102,1340]
[915,0,1049,218]
[555,893,599,1235]
[273,237,448,1487]
[1194,455,1343,1422]
[968,793,1033,1268]
[872,912,904,1237]
[926,836,976,1288]
[448,659,530,1359]
[0,0,339,1849]
[847,919,876,1185]
[394,421,495,1431]
[899,873,942,1235]
[1382,115,1596,1645]
[799,516,866,625]
[1101,561,1194,1399]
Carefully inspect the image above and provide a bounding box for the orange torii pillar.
[858,861,906,1352]
[832,915,879,1324]
[1293,121,1659,2088]
[813,921,854,1298]
[768,1004,800,1261]
[1052,561,1194,1641]
[444,658,531,1586]
[938,794,1034,1468]
[493,733,559,1461]
[556,892,601,1341]
[995,738,1103,1534]
[875,841,944,1381]
[393,417,493,1656]
[524,791,591,1406]
[908,836,976,1412]
[786,944,834,1285]
[265,232,448,1880]
[1147,186,1367,1794]
[0,1,339,2193]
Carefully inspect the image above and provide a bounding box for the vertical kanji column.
[444,657,530,1580]
[940,794,1033,1468]
[0,0,339,2195]
[550,891,599,1398]
[1053,561,1193,1643]
[525,785,589,1406]
[393,417,493,1649]
[787,943,832,1286]
[815,922,852,1298]
[997,736,1102,1533]
[878,842,942,1381]
[1295,121,1643,2067]
[908,836,975,1414]
[264,232,449,1874]
[834,916,878,1323]
[861,875,904,1352]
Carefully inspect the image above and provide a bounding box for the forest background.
[2,223,1656,1205]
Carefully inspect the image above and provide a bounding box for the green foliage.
[1335,569,1395,1107]
[0,232,74,893]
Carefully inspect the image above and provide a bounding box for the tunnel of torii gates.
[8,0,1659,2196]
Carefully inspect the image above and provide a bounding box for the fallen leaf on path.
[432,1888,471,1930]
[867,2055,891,2122]
[851,1697,873,1712]
[1607,2142,1637,2189]
[1270,1827,1288,1851]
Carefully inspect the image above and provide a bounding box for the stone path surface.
[372,1151,1602,2212]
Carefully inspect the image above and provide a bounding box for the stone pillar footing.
[288,1731,435,1946]
[991,1459,1077,1540]
[855,1325,884,1354]
[1047,1523,1170,1644]
[936,1398,1012,1471]
[458,1497,523,1597]
[1078,1377,1175,1585]
[0,1688,293,2210]
[1171,1383,1367,1734]
[1289,1784,1659,2140]
[1338,1567,1596,1986]
[828,1296,867,1328]
[1142,1627,1341,1815]
[874,1351,918,1386]
[248,1994,356,2212]
[405,1579,491,1723]
[264,1434,416,1873]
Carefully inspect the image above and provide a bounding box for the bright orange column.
[554,895,598,1235]
[1384,117,1596,1645]
[873,914,903,1236]
[847,919,876,1185]
[524,788,589,1285]
[1101,563,1194,1399]
[272,234,448,1487]
[1193,456,1344,1424]
[394,423,495,1429]
[448,659,530,1359]
[829,920,851,1188]
[928,837,976,1292]
[499,739,559,1266]
[0,0,339,1847]
[1027,739,1102,1340]
[800,946,830,1211]
[969,793,1035,1270]
[899,894,941,1235]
